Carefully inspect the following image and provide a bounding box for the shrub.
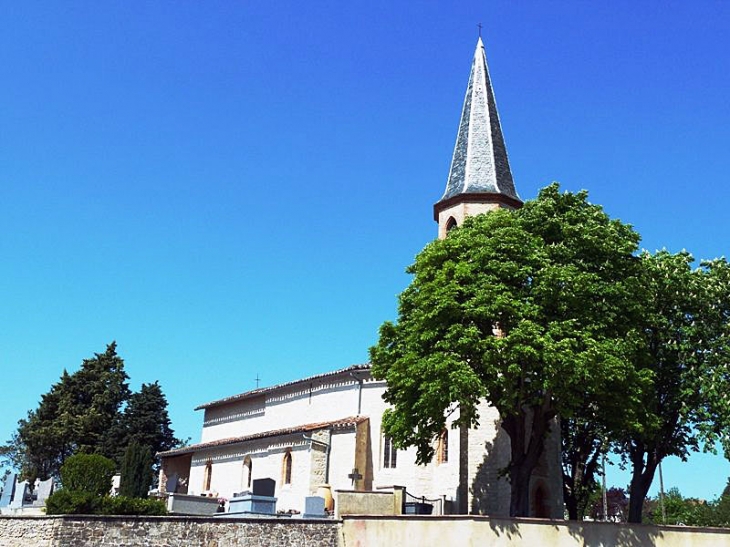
[45,492,167,516]
[98,495,167,516]
[60,453,116,496]
[45,490,100,515]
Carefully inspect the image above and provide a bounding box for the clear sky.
[2,2,729,501]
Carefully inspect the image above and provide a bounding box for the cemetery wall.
[0,516,55,547]
[0,515,340,547]
[3,514,730,546]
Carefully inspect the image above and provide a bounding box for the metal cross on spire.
[477,22,482,37]
[255,373,261,389]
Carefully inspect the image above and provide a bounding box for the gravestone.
[34,479,54,506]
[227,478,277,516]
[252,478,275,498]
[303,496,326,519]
[0,473,16,508]
[165,473,179,494]
[10,480,28,509]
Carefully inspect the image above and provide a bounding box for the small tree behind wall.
[119,442,153,499]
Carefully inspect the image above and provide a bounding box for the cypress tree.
[119,441,153,498]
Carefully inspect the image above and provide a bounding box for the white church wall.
[200,376,381,443]
[274,444,311,513]
[186,434,317,514]
[187,444,246,498]
[379,443,460,501]
[200,396,266,443]
[183,370,561,517]
[370,412,462,505]
[327,429,358,493]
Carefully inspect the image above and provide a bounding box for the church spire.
[434,37,522,238]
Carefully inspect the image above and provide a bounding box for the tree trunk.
[502,399,554,518]
[564,488,578,521]
[509,465,533,517]
[562,418,602,521]
[627,443,659,524]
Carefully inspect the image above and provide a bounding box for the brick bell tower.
[434,37,522,240]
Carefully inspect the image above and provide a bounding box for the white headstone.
[10,480,28,508]
[0,474,16,507]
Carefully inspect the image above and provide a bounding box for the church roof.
[158,415,368,457]
[438,37,520,206]
[195,364,372,410]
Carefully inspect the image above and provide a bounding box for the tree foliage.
[643,486,730,528]
[371,184,646,517]
[4,343,128,482]
[106,381,179,466]
[2,343,180,483]
[119,441,154,499]
[621,253,730,522]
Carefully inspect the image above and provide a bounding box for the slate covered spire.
[437,37,521,211]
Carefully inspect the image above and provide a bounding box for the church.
[158,38,563,519]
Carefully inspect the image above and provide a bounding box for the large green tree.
[371,184,646,517]
[5,344,129,482]
[3,343,179,483]
[620,252,730,523]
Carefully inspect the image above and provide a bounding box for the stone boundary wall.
[340,515,730,547]
[4,514,730,547]
[0,515,339,547]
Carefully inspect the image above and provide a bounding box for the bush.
[60,453,116,496]
[45,490,100,515]
[98,495,167,516]
[45,491,167,515]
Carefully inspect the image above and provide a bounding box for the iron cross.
[348,467,363,484]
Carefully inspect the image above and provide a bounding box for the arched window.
[282,450,293,485]
[242,456,253,490]
[437,429,449,464]
[203,460,213,492]
[383,436,397,469]
[445,217,458,233]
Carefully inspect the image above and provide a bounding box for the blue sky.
[2,2,729,500]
